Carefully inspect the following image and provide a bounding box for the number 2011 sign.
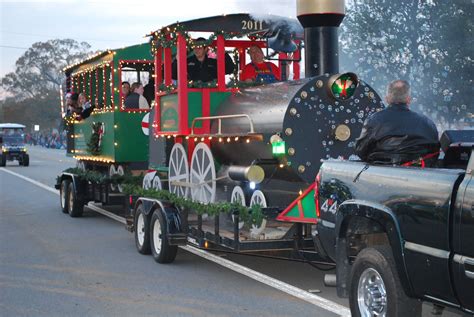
[241,20,264,31]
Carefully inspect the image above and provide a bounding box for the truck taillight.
[315,172,321,218]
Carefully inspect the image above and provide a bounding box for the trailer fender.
[334,200,414,298]
[56,173,87,200]
[135,198,186,245]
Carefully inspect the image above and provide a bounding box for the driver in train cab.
[240,45,281,84]
[171,37,235,83]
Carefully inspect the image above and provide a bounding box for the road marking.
[0,168,59,195]
[1,168,351,316]
[181,245,351,316]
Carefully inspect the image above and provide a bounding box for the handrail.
[190,114,255,135]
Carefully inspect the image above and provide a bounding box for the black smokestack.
[297,0,345,77]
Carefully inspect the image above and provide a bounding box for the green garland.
[87,122,103,155]
[57,167,264,227]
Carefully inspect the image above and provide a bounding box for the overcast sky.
[0,0,296,78]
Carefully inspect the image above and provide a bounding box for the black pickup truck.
[315,130,474,316]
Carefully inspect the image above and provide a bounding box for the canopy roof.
[152,13,303,38]
[0,123,26,129]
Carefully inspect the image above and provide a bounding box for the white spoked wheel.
[76,160,86,171]
[231,186,245,229]
[152,175,162,190]
[136,213,146,248]
[142,171,156,190]
[190,143,216,204]
[249,190,267,236]
[169,143,189,198]
[109,164,117,192]
[116,165,125,193]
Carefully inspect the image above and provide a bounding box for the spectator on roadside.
[172,37,235,83]
[241,45,280,84]
[124,82,149,109]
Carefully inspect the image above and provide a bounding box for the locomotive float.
[57,0,384,263]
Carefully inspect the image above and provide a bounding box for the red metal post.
[177,33,189,135]
[164,47,172,86]
[154,48,162,133]
[293,49,301,80]
[216,35,225,91]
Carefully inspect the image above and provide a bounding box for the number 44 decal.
[321,199,338,214]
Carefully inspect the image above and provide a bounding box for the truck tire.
[67,181,84,217]
[134,204,151,255]
[150,209,177,264]
[349,246,421,317]
[0,155,6,167]
[22,154,29,166]
[60,179,70,214]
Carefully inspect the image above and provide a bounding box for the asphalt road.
[0,146,468,316]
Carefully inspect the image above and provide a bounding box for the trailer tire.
[349,246,421,317]
[150,209,177,264]
[60,179,70,214]
[22,154,29,166]
[134,204,151,255]
[67,181,84,218]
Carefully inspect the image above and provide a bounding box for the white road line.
[182,245,351,316]
[0,168,59,195]
[1,168,351,316]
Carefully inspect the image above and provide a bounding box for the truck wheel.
[0,155,6,167]
[67,181,84,217]
[60,179,70,214]
[22,154,29,166]
[134,204,151,254]
[349,246,421,317]
[150,209,177,264]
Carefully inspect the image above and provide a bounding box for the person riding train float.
[355,79,440,166]
[240,45,281,84]
[124,82,150,109]
[171,37,235,83]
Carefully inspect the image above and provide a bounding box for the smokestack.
[296,0,345,78]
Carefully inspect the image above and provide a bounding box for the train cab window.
[119,61,154,110]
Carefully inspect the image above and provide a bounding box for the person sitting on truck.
[240,45,281,84]
[171,37,235,83]
[355,80,440,166]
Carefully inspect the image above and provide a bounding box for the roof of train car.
[64,42,152,73]
[151,13,303,38]
[0,123,26,129]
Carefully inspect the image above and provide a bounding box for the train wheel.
[249,190,267,236]
[142,171,155,190]
[116,165,125,192]
[190,143,216,204]
[109,165,117,192]
[169,143,189,198]
[231,186,245,229]
[152,175,162,190]
[77,160,86,171]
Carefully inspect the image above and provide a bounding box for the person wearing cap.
[241,45,281,84]
[172,37,235,83]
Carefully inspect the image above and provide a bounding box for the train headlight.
[328,72,358,100]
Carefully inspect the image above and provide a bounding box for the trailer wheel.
[22,154,29,166]
[134,204,151,254]
[349,246,421,317]
[150,209,177,264]
[60,179,70,214]
[67,181,84,217]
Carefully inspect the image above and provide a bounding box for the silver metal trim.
[321,220,336,228]
[191,114,255,135]
[453,254,474,279]
[404,241,450,259]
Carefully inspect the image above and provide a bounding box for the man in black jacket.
[355,80,440,166]
[172,37,235,83]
